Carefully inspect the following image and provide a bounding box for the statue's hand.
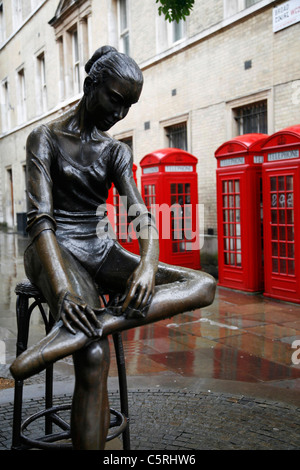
[122,260,156,315]
[59,292,102,337]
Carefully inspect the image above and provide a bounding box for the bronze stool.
[11,279,130,450]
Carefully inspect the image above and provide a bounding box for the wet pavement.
[0,230,299,450]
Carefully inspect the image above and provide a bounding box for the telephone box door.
[215,134,267,292]
[262,125,300,303]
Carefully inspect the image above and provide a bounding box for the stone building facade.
[0,0,299,269]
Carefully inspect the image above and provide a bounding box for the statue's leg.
[97,242,216,319]
[20,240,111,449]
[10,243,216,380]
[71,338,110,450]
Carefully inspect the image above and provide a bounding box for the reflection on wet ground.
[0,231,299,402]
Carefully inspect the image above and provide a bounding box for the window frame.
[1,78,11,132]
[226,90,273,139]
[118,0,130,55]
[16,66,26,124]
[36,51,47,114]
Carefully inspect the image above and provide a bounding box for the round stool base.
[20,404,127,450]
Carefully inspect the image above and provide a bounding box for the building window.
[245,0,260,7]
[0,2,5,44]
[57,37,65,101]
[165,122,187,150]
[234,101,267,135]
[36,52,47,114]
[12,0,22,29]
[71,28,80,95]
[224,0,261,18]
[120,136,133,150]
[16,67,26,124]
[119,0,130,55]
[1,79,11,132]
[169,18,185,43]
[6,167,14,227]
[156,14,186,52]
[31,0,41,10]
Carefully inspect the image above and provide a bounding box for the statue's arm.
[115,172,159,312]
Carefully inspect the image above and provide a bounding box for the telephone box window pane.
[185,194,191,204]
[280,243,286,257]
[270,177,277,192]
[272,258,278,273]
[287,226,294,241]
[279,226,286,241]
[279,210,285,224]
[287,193,293,208]
[286,210,294,224]
[278,193,285,207]
[272,242,278,256]
[286,176,293,191]
[278,176,285,191]
[271,226,277,239]
[271,194,277,207]
[288,260,295,275]
[280,259,287,273]
[287,243,294,259]
[271,210,277,224]
[144,184,156,216]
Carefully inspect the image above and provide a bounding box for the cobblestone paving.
[1,389,299,450]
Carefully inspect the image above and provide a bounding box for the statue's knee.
[74,339,110,385]
[84,340,110,368]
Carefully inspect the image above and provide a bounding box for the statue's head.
[83,46,143,131]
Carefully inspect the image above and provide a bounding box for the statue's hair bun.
[85,45,118,74]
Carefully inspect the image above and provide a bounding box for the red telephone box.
[261,125,300,303]
[107,163,139,254]
[140,148,201,269]
[215,133,268,292]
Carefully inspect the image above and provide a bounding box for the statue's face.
[85,75,141,131]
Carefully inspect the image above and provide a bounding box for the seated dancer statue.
[10,46,216,449]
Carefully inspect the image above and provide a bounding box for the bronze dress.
[24,122,135,313]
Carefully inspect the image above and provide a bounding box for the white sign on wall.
[273,0,300,32]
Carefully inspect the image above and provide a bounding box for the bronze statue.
[10,46,216,450]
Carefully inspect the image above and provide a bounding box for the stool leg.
[112,332,130,450]
[45,313,55,435]
[12,294,30,449]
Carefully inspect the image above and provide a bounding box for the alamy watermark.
[291,339,300,365]
[0,340,5,364]
[291,80,300,105]
[96,199,205,249]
